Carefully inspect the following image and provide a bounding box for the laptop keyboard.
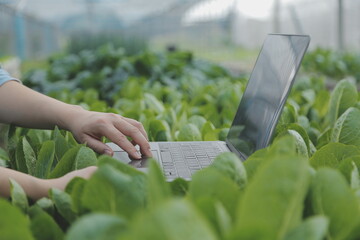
[159,142,224,179]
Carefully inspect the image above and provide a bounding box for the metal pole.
[288,4,304,34]
[337,0,344,51]
[14,11,26,59]
[273,0,281,33]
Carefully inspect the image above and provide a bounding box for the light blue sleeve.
[0,66,21,86]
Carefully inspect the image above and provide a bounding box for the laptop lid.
[226,34,310,159]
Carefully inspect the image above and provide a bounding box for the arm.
[0,166,97,200]
[0,81,152,158]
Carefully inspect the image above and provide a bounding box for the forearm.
[0,81,82,130]
[0,166,97,200]
[0,166,50,200]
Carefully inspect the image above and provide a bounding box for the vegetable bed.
[1,46,360,240]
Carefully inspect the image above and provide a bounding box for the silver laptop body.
[108,34,311,180]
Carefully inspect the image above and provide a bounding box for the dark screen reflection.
[227,34,310,158]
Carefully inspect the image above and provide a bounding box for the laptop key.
[160,152,172,163]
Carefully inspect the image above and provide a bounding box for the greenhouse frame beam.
[338,0,344,51]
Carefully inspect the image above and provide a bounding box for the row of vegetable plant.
[1,46,360,240]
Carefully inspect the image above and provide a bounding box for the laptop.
[107,34,310,180]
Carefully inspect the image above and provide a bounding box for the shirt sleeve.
[0,66,21,87]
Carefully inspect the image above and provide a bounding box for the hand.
[65,109,152,159]
[47,166,98,191]
[0,166,98,200]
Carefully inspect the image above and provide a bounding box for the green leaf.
[66,131,79,147]
[287,129,309,158]
[190,167,240,216]
[243,148,268,181]
[10,178,29,213]
[310,142,360,169]
[149,119,172,141]
[310,168,360,240]
[65,213,127,240]
[65,177,88,214]
[283,216,329,240]
[26,129,51,153]
[214,202,232,238]
[177,123,202,141]
[331,107,360,146]
[97,155,145,177]
[337,156,360,183]
[231,155,310,240]
[201,121,216,139]
[189,168,240,234]
[35,140,55,178]
[81,164,146,218]
[50,188,77,223]
[147,159,171,208]
[29,206,64,240]
[210,152,247,189]
[128,199,217,240]
[49,146,81,178]
[0,147,10,164]
[350,161,360,190]
[188,115,207,131]
[15,136,27,173]
[23,137,37,176]
[268,134,298,156]
[53,127,70,162]
[316,128,332,149]
[275,104,297,134]
[327,79,357,126]
[35,197,55,216]
[0,198,34,240]
[144,93,165,113]
[313,90,330,118]
[74,146,97,169]
[169,178,189,197]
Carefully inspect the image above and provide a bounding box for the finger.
[101,125,143,159]
[113,119,152,157]
[82,135,114,156]
[122,117,149,140]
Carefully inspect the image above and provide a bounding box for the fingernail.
[134,152,142,159]
[104,149,113,156]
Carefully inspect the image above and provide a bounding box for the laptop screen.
[226,34,310,159]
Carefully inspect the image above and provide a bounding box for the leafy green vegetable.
[310,142,360,169]
[35,140,55,178]
[210,152,247,189]
[65,213,127,240]
[10,178,29,213]
[146,159,171,208]
[74,146,97,170]
[29,206,64,240]
[327,79,357,126]
[4,46,360,240]
[331,107,360,146]
[49,146,81,178]
[231,155,310,240]
[0,198,34,240]
[310,168,360,240]
[283,216,329,240]
[50,188,77,223]
[126,199,217,240]
[15,136,28,173]
[177,123,202,141]
[81,164,145,218]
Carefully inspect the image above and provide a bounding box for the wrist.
[56,104,88,132]
[26,178,52,200]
